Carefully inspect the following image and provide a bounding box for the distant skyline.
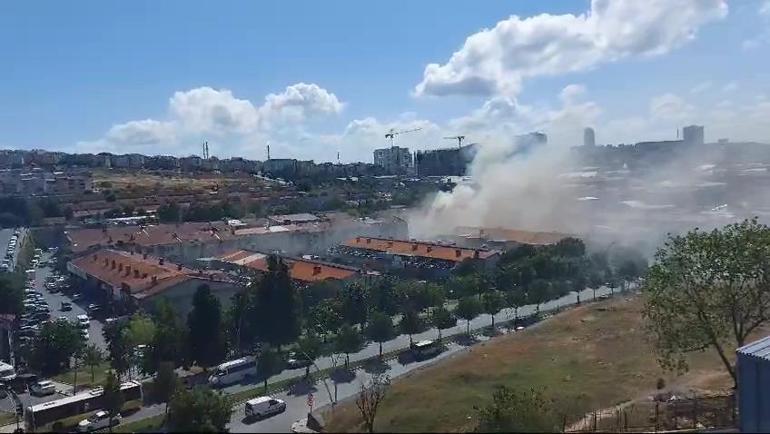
[1,0,769,162]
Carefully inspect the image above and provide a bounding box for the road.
[117,284,621,432]
[34,252,106,351]
[0,228,27,273]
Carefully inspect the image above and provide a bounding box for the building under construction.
[414,144,478,176]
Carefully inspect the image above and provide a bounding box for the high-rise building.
[583,127,596,147]
[373,146,412,174]
[414,144,478,176]
[683,125,704,146]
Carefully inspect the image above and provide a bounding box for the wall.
[139,278,241,318]
[738,352,770,432]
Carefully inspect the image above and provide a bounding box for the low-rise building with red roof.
[68,248,242,316]
[217,250,362,285]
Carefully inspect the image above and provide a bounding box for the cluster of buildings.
[0,168,93,196]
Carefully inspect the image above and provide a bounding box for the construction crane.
[385,127,422,147]
[202,141,210,159]
[443,135,466,148]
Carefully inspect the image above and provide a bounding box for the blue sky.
[1,0,769,162]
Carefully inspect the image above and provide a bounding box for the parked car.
[30,380,56,396]
[61,301,72,311]
[244,396,286,419]
[286,352,313,369]
[77,411,121,432]
[87,304,102,315]
[77,314,89,328]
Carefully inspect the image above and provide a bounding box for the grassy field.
[114,414,165,433]
[326,295,750,433]
[51,361,111,389]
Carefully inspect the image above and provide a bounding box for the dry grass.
[325,296,751,433]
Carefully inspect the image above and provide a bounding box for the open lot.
[325,295,755,433]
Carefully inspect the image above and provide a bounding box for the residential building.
[335,236,500,279]
[68,248,241,316]
[451,227,570,250]
[373,146,412,174]
[414,144,478,176]
[217,250,362,285]
[683,124,705,146]
[584,127,596,147]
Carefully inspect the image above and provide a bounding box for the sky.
[1,0,769,163]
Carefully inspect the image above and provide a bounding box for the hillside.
[326,295,748,432]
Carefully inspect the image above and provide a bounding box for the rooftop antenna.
[337,151,340,164]
[202,140,210,159]
[266,142,271,160]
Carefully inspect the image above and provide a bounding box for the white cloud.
[650,93,695,122]
[722,81,739,93]
[80,83,344,158]
[169,87,259,135]
[690,81,713,94]
[761,1,770,16]
[414,0,727,97]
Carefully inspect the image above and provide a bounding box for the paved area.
[0,228,26,273]
[33,252,106,351]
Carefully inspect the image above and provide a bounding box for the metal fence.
[567,394,736,432]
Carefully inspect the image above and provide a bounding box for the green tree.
[29,320,84,375]
[528,279,551,314]
[82,344,103,384]
[125,314,156,347]
[253,255,301,347]
[643,219,770,388]
[187,284,226,369]
[398,309,424,346]
[455,296,482,336]
[0,276,22,315]
[103,321,131,378]
[309,299,343,339]
[504,288,526,321]
[335,323,364,369]
[338,281,369,326]
[365,312,395,358]
[430,306,457,342]
[167,387,232,432]
[103,372,125,432]
[482,291,505,330]
[257,346,282,392]
[296,332,322,377]
[154,361,179,417]
[475,386,557,432]
[148,300,186,372]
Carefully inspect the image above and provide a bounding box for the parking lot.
[30,252,106,351]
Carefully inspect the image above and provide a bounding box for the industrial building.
[216,250,363,285]
[450,227,570,250]
[737,335,770,432]
[683,124,705,146]
[334,236,500,279]
[65,216,407,266]
[68,248,241,316]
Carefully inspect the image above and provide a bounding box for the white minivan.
[208,356,256,387]
[245,396,286,419]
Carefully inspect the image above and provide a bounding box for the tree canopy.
[187,285,226,368]
[643,218,770,387]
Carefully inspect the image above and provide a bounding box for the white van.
[208,357,256,387]
[0,362,16,382]
[245,396,286,418]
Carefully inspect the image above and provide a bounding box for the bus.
[208,356,257,387]
[411,340,443,361]
[25,381,142,431]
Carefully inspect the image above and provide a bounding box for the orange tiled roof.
[69,248,229,298]
[66,221,328,253]
[341,237,499,262]
[219,250,358,283]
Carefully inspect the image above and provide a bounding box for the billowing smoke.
[408,132,770,257]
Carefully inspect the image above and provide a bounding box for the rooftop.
[70,248,230,299]
[737,335,770,362]
[456,227,570,245]
[341,237,499,263]
[219,250,359,283]
[65,221,327,253]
